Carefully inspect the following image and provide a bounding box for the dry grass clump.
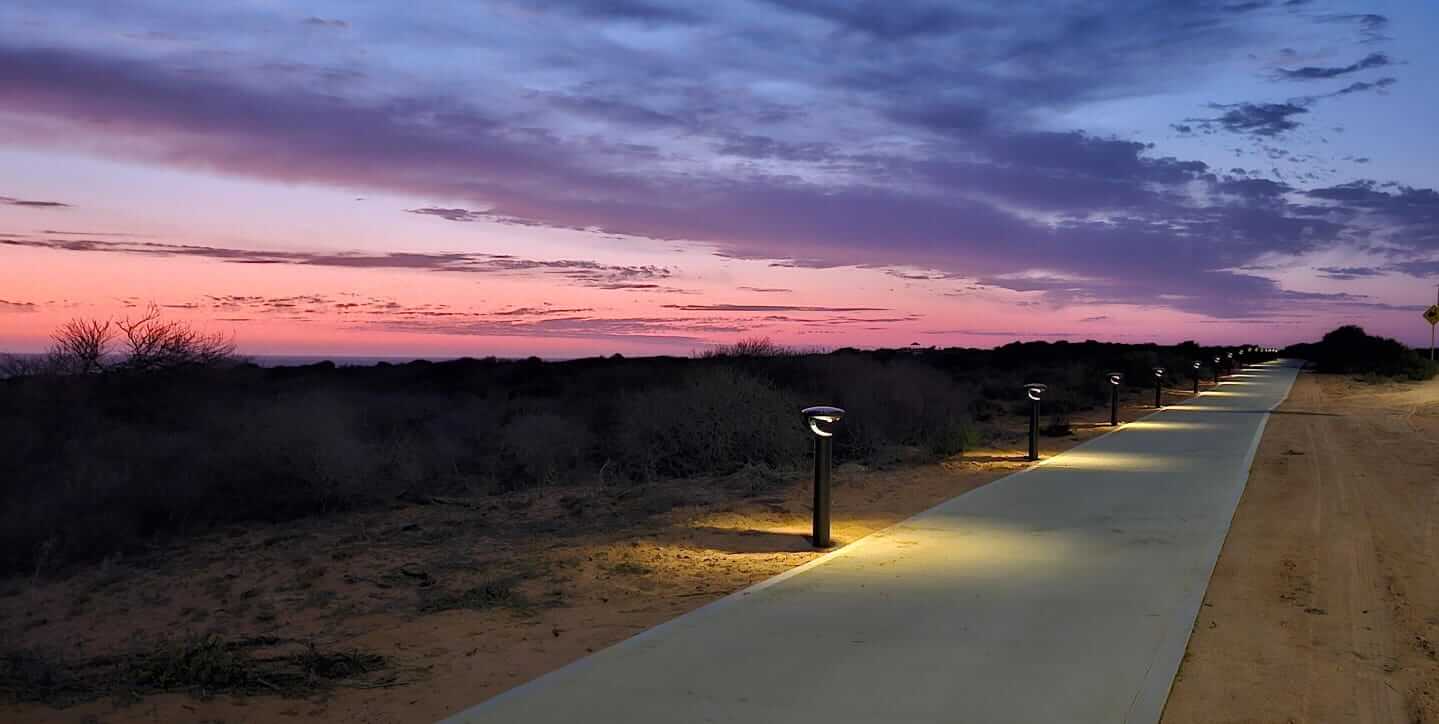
[0,635,389,706]
[418,579,531,614]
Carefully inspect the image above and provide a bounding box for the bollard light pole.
[1152,367,1165,408]
[1213,355,1223,382]
[1226,351,1234,374]
[1024,383,1047,461]
[1106,372,1123,426]
[802,406,845,548]
[1192,360,1201,394]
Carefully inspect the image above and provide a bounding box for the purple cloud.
[301,16,348,29]
[1315,266,1384,280]
[0,1,1429,326]
[1192,102,1309,137]
[0,235,675,290]
[1,195,70,208]
[1276,52,1390,80]
[0,298,37,312]
[662,304,889,313]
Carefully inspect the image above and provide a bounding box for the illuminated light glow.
[1117,420,1219,432]
[1041,449,1190,473]
[675,518,1078,573]
[802,406,845,437]
[808,419,836,437]
[878,522,1078,573]
[1172,404,1266,412]
[1193,390,1251,397]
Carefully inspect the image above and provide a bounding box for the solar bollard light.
[1152,367,1165,408]
[1192,360,1201,394]
[1106,372,1123,426]
[802,405,844,548]
[1024,383,1047,461]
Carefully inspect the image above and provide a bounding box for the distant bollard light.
[802,405,845,548]
[1213,355,1223,381]
[1106,372,1123,426]
[1024,383,1047,461]
[1152,367,1165,408]
[1192,360,1201,394]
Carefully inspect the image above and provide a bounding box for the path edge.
[1129,361,1302,724]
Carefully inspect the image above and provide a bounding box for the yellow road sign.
[1425,305,1439,326]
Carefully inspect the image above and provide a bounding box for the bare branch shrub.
[49,318,114,374]
[115,305,238,372]
[701,336,794,358]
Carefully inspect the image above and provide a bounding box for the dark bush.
[800,356,973,459]
[1285,325,1437,380]
[1042,414,1073,437]
[0,336,1264,576]
[501,412,592,487]
[610,367,807,480]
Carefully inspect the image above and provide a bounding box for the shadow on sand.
[960,454,1032,464]
[684,527,825,553]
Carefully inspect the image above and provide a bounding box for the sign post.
[1425,303,1439,361]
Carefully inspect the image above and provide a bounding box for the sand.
[1162,371,1439,724]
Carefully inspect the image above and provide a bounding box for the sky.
[2,0,1438,358]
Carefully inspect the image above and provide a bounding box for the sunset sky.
[3,0,1438,358]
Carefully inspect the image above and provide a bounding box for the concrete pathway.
[442,360,1302,724]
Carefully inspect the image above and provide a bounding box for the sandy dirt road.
[1163,371,1439,724]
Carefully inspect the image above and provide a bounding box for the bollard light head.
[1214,355,1221,364]
[1152,366,1165,378]
[802,405,845,437]
[1227,351,1233,359]
[1023,382,1047,401]
[1192,360,1201,370]
[1106,371,1123,386]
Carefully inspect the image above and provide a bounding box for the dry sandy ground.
[1164,372,1439,724]
[2,389,1182,724]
